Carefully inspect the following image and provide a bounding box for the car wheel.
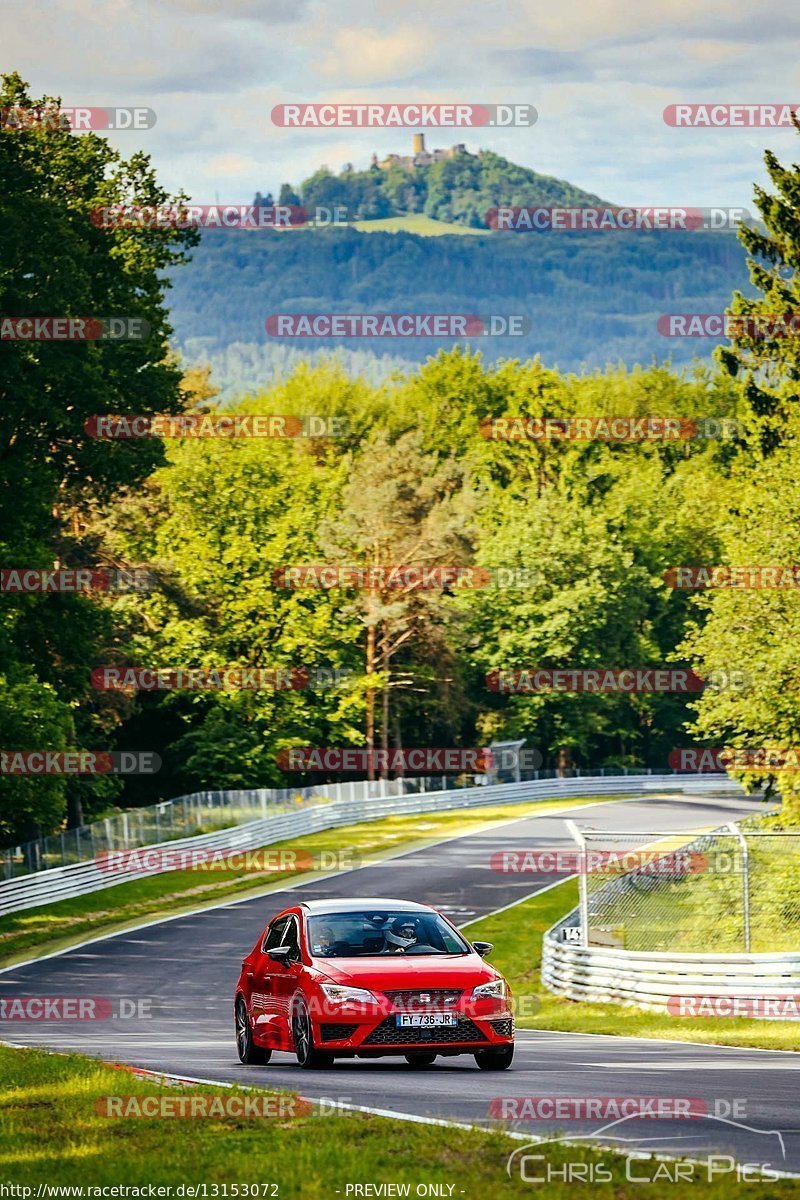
[292,997,334,1069]
[235,997,272,1065]
[474,1044,514,1070]
[405,1053,437,1067]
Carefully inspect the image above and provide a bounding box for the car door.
[270,913,304,1050]
[247,914,289,1044]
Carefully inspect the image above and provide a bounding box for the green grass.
[352,213,486,236]
[1,1044,792,1197]
[465,880,800,1051]
[0,795,618,968]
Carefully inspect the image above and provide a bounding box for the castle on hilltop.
[372,133,471,171]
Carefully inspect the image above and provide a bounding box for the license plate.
[396,1013,458,1028]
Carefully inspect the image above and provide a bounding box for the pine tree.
[717,114,800,453]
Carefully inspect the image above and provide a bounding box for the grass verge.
[1,1044,792,1197]
[465,879,800,1051]
[0,794,621,968]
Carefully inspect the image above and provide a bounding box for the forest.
[3,71,800,845]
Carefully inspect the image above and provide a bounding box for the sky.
[5,0,800,209]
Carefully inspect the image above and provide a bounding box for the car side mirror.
[267,946,292,963]
[472,941,493,958]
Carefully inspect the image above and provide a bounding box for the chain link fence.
[2,764,706,881]
[571,824,800,953]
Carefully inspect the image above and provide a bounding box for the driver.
[315,924,338,955]
[384,917,418,953]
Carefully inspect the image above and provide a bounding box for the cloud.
[316,27,437,85]
[5,0,799,213]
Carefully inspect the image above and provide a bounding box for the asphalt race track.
[3,792,799,1177]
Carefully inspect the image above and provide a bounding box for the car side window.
[263,916,289,951]
[281,915,300,958]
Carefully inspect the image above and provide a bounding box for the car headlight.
[319,984,377,1005]
[471,979,507,1001]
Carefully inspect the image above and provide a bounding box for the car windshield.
[307,910,471,957]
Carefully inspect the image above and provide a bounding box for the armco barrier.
[542,904,800,1020]
[0,773,741,916]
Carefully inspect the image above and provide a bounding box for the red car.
[234,898,514,1070]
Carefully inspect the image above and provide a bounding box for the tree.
[0,71,196,839]
[717,115,800,454]
[278,183,301,207]
[319,428,478,779]
[681,444,800,819]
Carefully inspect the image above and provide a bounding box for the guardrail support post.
[565,818,589,947]
[728,822,751,953]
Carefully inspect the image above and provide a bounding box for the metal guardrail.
[0,772,740,916]
[542,908,800,1019]
[1,766,693,880]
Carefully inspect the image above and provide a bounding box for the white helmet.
[385,917,418,949]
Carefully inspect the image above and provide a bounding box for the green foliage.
[716,117,800,453]
[168,224,753,379]
[83,352,745,795]
[292,147,608,226]
[0,71,196,834]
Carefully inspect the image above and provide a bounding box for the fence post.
[565,819,589,948]
[728,823,751,953]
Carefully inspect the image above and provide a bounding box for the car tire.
[235,997,272,1065]
[404,1053,437,1067]
[292,997,334,1069]
[474,1044,514,1070]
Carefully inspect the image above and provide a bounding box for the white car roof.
[298,898,433,914]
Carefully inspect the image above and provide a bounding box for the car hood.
[313,954,498,989]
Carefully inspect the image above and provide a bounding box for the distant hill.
[263,146,610,229]
[170,225,753,399]
[170,143,754,397]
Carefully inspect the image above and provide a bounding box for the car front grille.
[320,1023,359,1042]
[381,989,463,1010]
[490,1018,514,1037]
[363,1016,488,1046]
